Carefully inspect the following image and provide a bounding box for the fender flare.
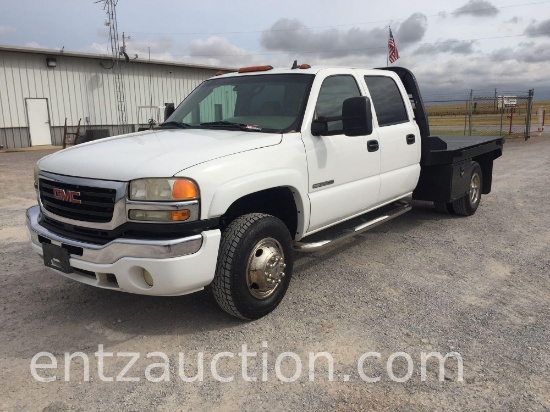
[207,169,310,238]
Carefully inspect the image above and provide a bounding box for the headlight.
[129,178,199,201]
[33,164,40,189]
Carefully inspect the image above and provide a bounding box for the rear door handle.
[367,140,379,152]
[406,134,416,144]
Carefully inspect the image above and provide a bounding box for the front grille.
[39,178,116,223]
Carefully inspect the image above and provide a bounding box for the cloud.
[491,41,550,63]
[453,0,499,17]
[187,36,263,67]
[525,19,550,37]
[414,40,476,55]
[0,25,17,35]
[396,13,428,43]
[506,16,522,24]
[520,42,550,62]
[408,54,545,98]
[489,47,515,62]
[259,14,427,59]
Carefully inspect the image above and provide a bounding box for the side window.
[316,75,361,133]
[364,76,409,126]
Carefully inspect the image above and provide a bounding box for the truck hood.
[38,129,282,181]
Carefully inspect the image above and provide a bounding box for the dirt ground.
[0,136,548,411]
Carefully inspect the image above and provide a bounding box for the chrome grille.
[39,178,116,223]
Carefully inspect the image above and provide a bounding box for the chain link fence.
[424,89,535,139]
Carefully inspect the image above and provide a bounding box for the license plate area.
[43,243,72,274]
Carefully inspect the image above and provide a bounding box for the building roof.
[0,44,236,72]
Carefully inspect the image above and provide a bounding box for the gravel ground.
[0,136,549,411]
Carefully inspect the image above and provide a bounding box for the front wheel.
[452,161,483,216]
[211,213,293,320]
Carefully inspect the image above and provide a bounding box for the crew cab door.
[301,70,381,233]
[362,73,421,203]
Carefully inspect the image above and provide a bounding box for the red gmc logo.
[53,188,81,204]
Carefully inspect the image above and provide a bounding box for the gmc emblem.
[53,188,81,204]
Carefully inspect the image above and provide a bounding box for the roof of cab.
[212,65,386,80]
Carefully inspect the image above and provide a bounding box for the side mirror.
[164,103,175,121]
[342,96,373,136]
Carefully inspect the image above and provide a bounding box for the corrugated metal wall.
[0,49,219,149]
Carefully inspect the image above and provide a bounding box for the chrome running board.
[294,201,412,252]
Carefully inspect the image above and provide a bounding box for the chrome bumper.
[26,205,203,264]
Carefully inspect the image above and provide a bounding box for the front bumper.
[26,205,221,296]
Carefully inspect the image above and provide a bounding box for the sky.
[1,0,549,99]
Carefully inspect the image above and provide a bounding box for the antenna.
[96,0,128,128]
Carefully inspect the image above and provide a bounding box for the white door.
[362,74,421,204]
[26,99,52,146]
[302,72,381,233]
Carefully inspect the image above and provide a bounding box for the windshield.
[165,74,314,133]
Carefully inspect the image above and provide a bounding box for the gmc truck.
[27,65,503,319]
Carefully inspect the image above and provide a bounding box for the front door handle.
[406,134,416,144]
[367,140,379,152]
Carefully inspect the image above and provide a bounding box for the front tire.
[452,161,483,216]
[211,213,293,320]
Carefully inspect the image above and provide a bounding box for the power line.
[142,31,550,58]
[125,1,550,36]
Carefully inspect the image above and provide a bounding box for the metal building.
[0,45,232,149]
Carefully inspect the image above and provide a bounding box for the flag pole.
[386,26,390,67]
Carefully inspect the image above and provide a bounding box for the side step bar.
[294,201,412,253]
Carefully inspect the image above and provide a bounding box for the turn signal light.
[129,209,191,222]
[172,180,198,200]
[171,210,191,221]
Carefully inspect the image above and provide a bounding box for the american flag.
[388,28,399,63]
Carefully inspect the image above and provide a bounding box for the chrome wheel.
[470,172,481,204]
[246,237,286,299]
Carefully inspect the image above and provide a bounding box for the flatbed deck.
[423,135,504,166]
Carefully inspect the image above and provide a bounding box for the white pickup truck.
[27,65,503,319]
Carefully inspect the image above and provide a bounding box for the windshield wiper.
[199,121,262,131]
[158,121,191,129]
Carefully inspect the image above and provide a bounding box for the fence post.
[500,108,504,136]
[463,100,468,135]
[525,88,534,141]
[468,89,473,136]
